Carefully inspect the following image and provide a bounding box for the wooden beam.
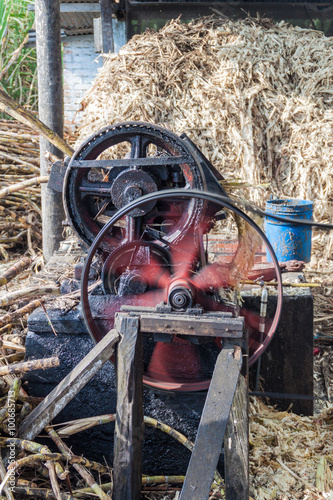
[19,329,119,441]
[100,0,114,53]
[94,17,103,53]
[224,374,249,500]
[61,3,100,12]
[126,2,333,29]
[29,3,101,12]
[180,344,242,500]
[35,0,66,261]
[140,312,244,337]
[113,315,143,500]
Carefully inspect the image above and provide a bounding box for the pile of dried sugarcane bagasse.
[77,15,333,267]
[0,120,43,260]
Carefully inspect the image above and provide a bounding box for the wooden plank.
[100,0,114,53]
[113,315,143,500]
[140,313,244,337]
[19,329,119,441]
[93,17,103,53]
[180,344,242,500]
[224,374,249,500]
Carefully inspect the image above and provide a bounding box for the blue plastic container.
[264,199,313,263]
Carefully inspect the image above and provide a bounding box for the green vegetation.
[0,0,37,111]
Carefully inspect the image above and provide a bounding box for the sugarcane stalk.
[0,177,49,200]
[16,479,37,488]
[0,286,59,308]
[0,207,27,225]
[45,426,111,500]
[0,450,14,500]
[242,279,321,287]
[0,89,74,157]
[0,131,38,141]
[0,340,25,352]
[0,299,46,328]
[0,360,15,388]
[0,231,27,244]
[45,462,62,500]
[0,437,50,455]
[2,334,25,345]
[18,402,32,423]
[72,476,186,498]
[0,353,24,364]
[5,194,42,214]
[6,451,108,473]
[0,246,9,260]
[10,486,75,499]
[0,144,39,161]
[0,325,12,336]
[0,379,21,427]
[143,475,185,485]
[0,438,65,479]
[57,414,223,486]
[57,414,116,437]
[0,151,39,171]
[0,357,59,376]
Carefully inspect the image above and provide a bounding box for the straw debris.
[76,17,333,242]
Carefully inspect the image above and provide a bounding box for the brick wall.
[63,35,103,130]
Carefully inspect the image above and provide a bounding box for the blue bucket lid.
[265,199,313,217]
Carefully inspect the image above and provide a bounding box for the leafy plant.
[0,0,12,41]
[0,0,37,111]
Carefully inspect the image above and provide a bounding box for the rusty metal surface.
[63,122,204,250]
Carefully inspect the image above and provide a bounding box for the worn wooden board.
[19,329,119,441]
[180,344,242,500]
[113,315,143,500]
[140,312,244,337]
[225,374,249,500]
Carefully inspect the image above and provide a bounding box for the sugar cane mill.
[1,2,333,498]
[21,120,301,499]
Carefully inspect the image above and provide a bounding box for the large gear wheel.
[63,122,206,252]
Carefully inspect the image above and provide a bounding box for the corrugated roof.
[61,11,100,35]
[29,2,101,36]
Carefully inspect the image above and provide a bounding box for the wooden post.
[100,0,114,53]
[113,314,143,500]
[224,375,249,500]
[180,344,242,500]
[35,0,66,261]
